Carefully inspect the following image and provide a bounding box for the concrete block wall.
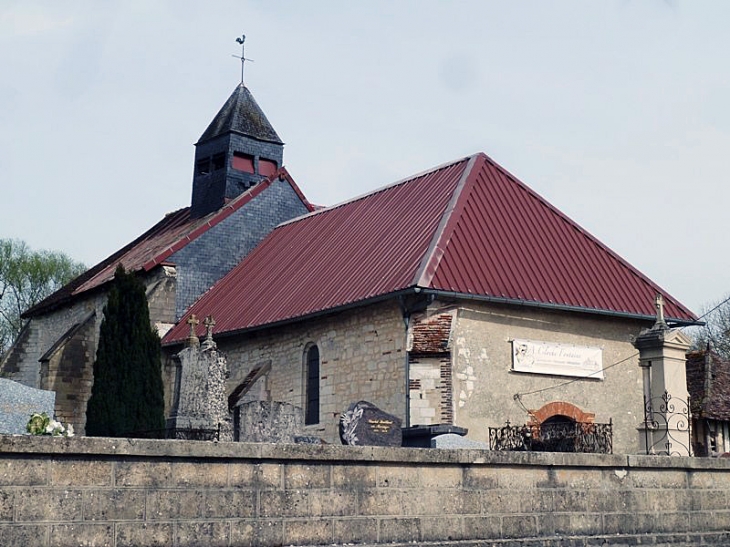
[1,435,730,546]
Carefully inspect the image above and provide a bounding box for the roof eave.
[419,288,702,327]
[161,287,422,348]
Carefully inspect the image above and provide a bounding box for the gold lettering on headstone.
[367,418,394,433]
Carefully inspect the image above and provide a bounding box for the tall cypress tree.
[86,266,164,437]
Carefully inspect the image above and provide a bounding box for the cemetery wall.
[1,435,730,547]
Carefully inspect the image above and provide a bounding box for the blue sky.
[1,1,728,314]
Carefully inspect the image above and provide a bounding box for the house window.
[304,344,320,425]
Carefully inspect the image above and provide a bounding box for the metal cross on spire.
[233,34,254,85]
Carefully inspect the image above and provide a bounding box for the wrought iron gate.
[643,391,692,456]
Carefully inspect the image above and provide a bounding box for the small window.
[196,158,210,175]
[304,345,320,425]
[232,152,255,173]
[259,158,278,177]
[212,153,225,171]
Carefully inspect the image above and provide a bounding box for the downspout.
[403,309,411,429]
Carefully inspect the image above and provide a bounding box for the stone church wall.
[449,301,649,453]
[1,435,729,547]
[171,178,311,320]
[218,301,407,443]
[1,266,177,434]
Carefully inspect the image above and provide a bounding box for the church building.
[161,152,698,453]
[1,75,699,453]
[0,83,313,433]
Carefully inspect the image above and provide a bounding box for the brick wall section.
[215,301,407,443]
[1,435,730,547]
[172,177,311,320]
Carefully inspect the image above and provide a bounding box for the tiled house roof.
[687,349,730,421]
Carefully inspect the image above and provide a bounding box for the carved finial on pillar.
[204,315,216,343]
[653,294,668,330]
[186,314,200,347]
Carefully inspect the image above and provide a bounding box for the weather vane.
[233,34,254,85]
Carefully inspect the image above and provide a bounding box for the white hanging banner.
[511,339,603,379]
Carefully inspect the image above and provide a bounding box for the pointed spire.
[197,84,283,146]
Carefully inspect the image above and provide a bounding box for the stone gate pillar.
[633,296,691,456]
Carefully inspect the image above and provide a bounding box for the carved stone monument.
[0,378,56,435]
[339,400,402,446]
[236,401,304,443]
[170,315,232,440]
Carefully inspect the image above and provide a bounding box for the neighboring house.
[0,84,313,433]
[162,152,698,453]
[687,348,730,456]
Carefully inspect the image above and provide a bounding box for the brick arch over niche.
[528,401,595,426]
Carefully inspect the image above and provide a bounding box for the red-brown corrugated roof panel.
[163,152,697,345]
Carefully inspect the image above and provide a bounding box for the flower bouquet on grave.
[26,412,74,437]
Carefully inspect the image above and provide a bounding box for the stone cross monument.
[633,294,691,456]
[170,315,232,440]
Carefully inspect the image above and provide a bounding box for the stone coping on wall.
[3,434,730,471]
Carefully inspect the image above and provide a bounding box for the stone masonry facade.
[449,301,649,454]
[0,266,176,435]
[1,435,730,547]
[214,301,407,444]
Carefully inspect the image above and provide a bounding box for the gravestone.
[431,433,489,449]
[236,400,304,443]
[0,378,56,435]
[170,316,233,440]
[339,400,402,446]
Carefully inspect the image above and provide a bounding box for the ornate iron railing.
[489,420,613,454]
[643,391,692,456]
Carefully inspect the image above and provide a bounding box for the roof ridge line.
[275,155,476,229]
[481,155,697,320]
[412,153,483,288]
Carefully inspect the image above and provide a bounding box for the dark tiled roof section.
[411,314,453,354]
[25,168,311,318]
[686,349,730,421]
[197,84,283,145]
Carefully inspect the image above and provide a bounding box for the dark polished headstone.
[339,400,402,446]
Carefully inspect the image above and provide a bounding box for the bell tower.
[190,83,284,218]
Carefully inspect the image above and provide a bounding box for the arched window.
[304,345,320,425]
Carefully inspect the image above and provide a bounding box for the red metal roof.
[163,152,697,345]
[25,168,313,317]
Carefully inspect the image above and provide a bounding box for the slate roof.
[197,84,283,145]
[163,152,697,345]
[687,349,730,421]
[24,168,311,318]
